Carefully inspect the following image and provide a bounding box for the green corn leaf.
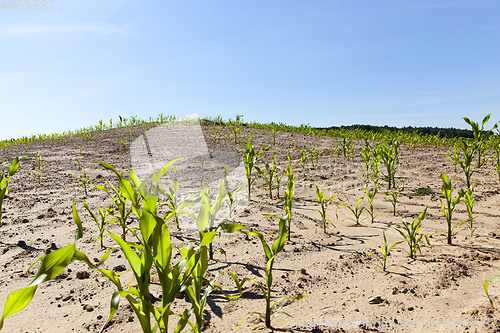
[0,286,38,329]
[8,157,19,177]
[485,275,500,309]
[29,244,76,286]
[155,223,172,271]
[271,215,288,255]
[98,291,121,333]
[108,233,142,280]
[72,202,83,242]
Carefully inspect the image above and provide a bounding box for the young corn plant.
[334,136,355,160]
[273,167,286,199]
[239,214,307,330]
[367,231,408,272]
[187,192,247,332]
[268,128,280,146]
[384,180,405,216]
[281,166,296,240]
[365,185,382,223]
[95,162,141,241]
[485,274,500,309]
[116,137,128,150]
[336,196,367,225]
[243,133,269,201]
[225,185,242,219]
[0,157,20,227]
[380,140,403,189]
[83,201,114,249]
[370,143,383,186]
[309,144,324,167]
[446,140,484,190]
[360,139,372,178]
[160,167,199,230]
[439,173,466,245]
[71,171,92,197]
[463,113,498,167]
[74,156,86,171]
[464,188,477,237]
[307,184,338,233]
[30,152,47,184]
[255,150,278,199]
[293,145,310,176]
[198,178,230,260]
[392,207,430,259]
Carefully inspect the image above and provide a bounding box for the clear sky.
[1,0,499,141]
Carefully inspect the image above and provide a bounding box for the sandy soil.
[1,121,500,333]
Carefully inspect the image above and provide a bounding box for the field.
[1,116,500,333]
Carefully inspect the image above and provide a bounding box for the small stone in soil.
[369,296,384,304]
[113,264,126,272]
[76,271,90,279]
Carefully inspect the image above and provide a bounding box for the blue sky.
[1,0,499,141]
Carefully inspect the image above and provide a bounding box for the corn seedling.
[365,185,382,223]
[464,188,477,237]
[293,145,310,176]
[255,150,278,199]
[384,180,405,216]
[380,140,403,189]
[0,157,20,227]
[439,173,466,245]
[307,184,338,233]
[239,214,307,329]
[243,133,269,201]
[76,145,85,153]
[273,167,286,199]
[226,188,241,220]
[281,166,296,240]
[71,171,92,197]
[485,274,500,309]
[360,139,372,178]
[370,143,383,186]
[268,128,280,146]
[95,163,141,241]
[286,150,295,168]
[30,152,47,184]
[367,231,408,271]
[117,137,128,150]
[228,121,244,144]
[83,201,114,249]
[310,144,324,167]
[187,192,247,332]
[336,196,367,225]
[74,156,86,171]
[392,207,430,259]
[463,113,498,166]
[198,178,229,260]
[446,140,484,190]
[334,136,355,160]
